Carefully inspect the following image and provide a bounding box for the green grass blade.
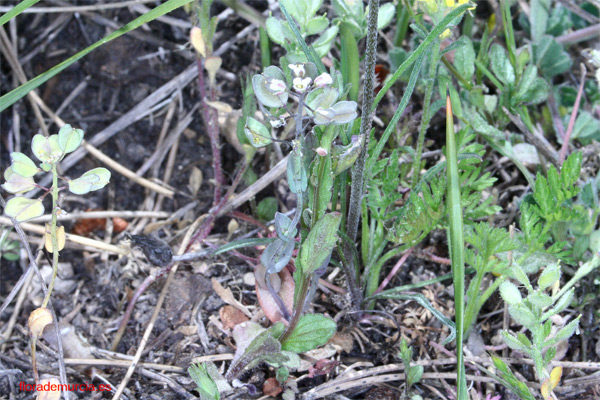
[340,22,359,101]
[0,0,193,112]
[372,2,470,111]
[279,2,326,74]
[0,0,40,27]
[445,90,468,399]
[367,49,426,173]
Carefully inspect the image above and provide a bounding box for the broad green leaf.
[329,101,358,124]
[527,291,552,309]
[281,313,336,353]
[298,212,341,274]
[532,35,572,78]
[257,197,278,221]
[68,167,111,195]
[244,117,272,148]
[499,281,522,305]
[454,37,475,80]
[4,197,44,222]
[513,65,548,105]
[31,134,62,164]
[538,263,560,290]
[2,167,36,194]
[266,16,292,46]
[376,3,395,30]
[57,124,84,153]
[305,15,329,35]
[9,152,38,177]
[508,303,536,329]
[275,212,297,241]
[489,43,515,87]
[287,145,308,194]
[530,0,550,43]
[407,365,423,386]
[312,25,339,58]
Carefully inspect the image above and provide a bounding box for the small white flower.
[293,77,312,93]
[315,147,328,156]
[267,79,287,95]
[314,73,333,88]
[288,63,306,77]
[269,117,286,128]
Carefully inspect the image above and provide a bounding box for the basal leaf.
[281,313,336,353]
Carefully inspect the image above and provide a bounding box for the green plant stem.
[500,0,517,70]
[279,276,310,344]
[441,57,473,90]
[41,165,59,309]
[445,92,468,399]
[343,0,380,310]
[259,26,271,69]
[474,59,504,90]
[411,39,441,189]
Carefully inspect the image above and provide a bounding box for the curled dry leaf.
[255,265,294,324]
[29,308,53,339]
[36,377,61,400]
[44,224,65,253]
[211,278,252,318]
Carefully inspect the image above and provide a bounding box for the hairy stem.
[343,0,380,310]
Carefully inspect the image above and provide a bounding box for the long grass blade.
[445,90,468,399]
[0,0,40,27]
[372,3,470,111]
[0,0,193,112]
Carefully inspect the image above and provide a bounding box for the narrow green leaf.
[0,0,194,112]
[0,0,40,27]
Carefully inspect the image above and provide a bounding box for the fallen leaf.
[263,377,283,397]
[212,278,252,318]
[220,305,249,330]
[255,265,294,324]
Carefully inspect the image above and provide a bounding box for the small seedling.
[2,124,110,382]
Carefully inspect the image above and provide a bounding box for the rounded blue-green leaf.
[58,124,84,153]
[4,197,44,222]
[9,152,38,177]
[68,167,111,195]
[329,101,358,125]
[2,167,36,194]
[252,73,288,108]
[305,86,339,114]
[31,134,62,164]
[244,117,272,148]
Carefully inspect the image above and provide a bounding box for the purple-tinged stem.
[559,64,586,165]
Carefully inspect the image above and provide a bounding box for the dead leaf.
[212,278,252,318]
[255,266,294,324]
[263,377,283,397]
[220,305,249,330]
[188,167,203,196]
[329,332,354,354]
